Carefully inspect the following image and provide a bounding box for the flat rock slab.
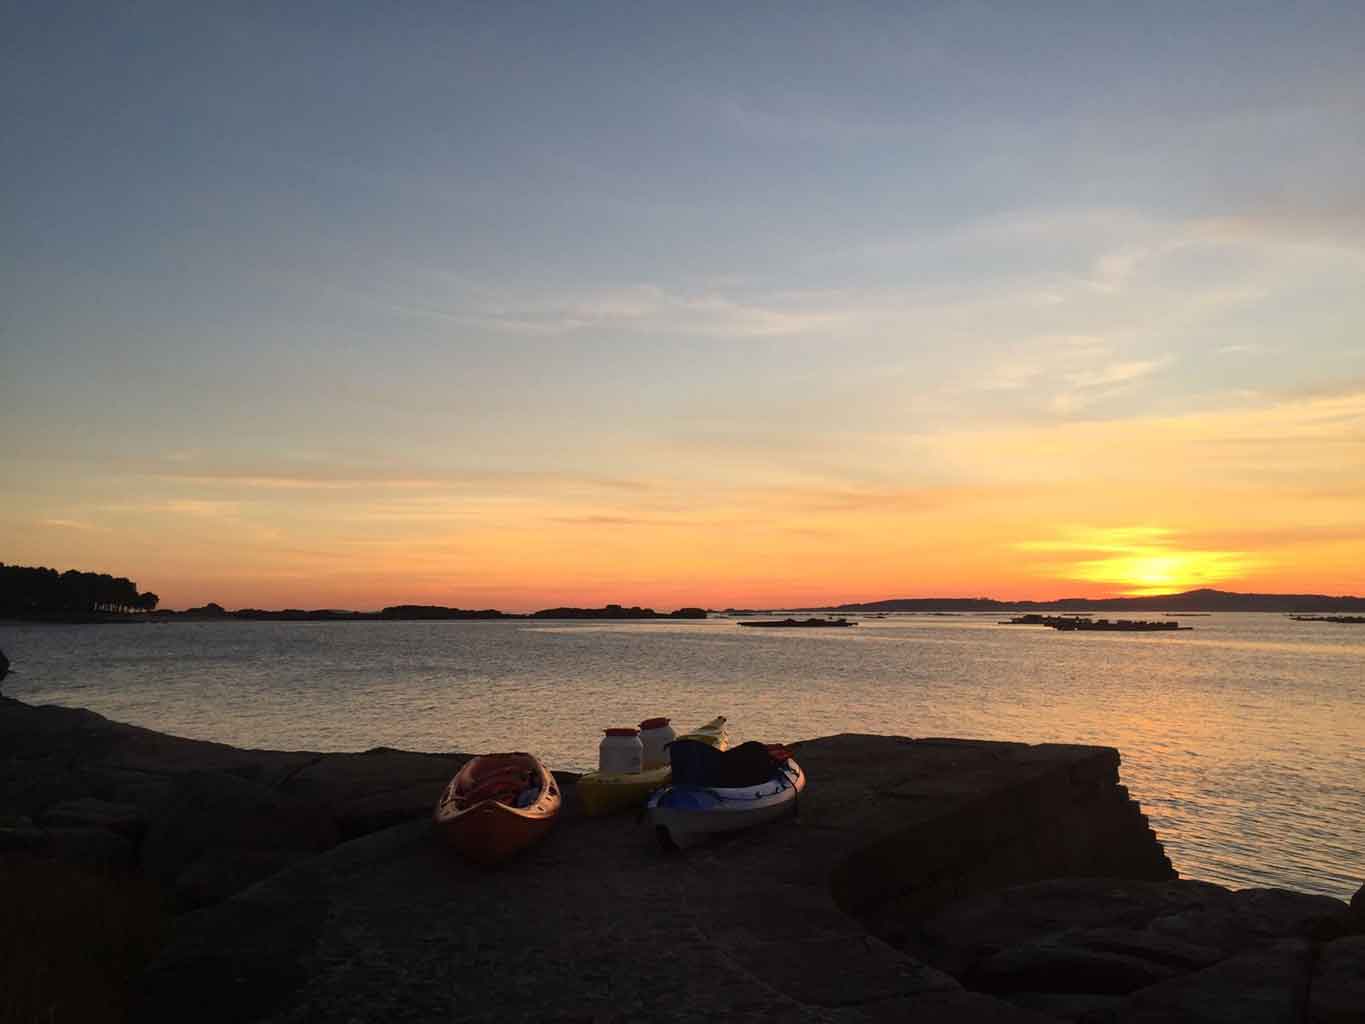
[140,732,1173,1023]
[141,770,340,910]
[37,797,145,836]
[920,877,1234,975]
[919,877,1350,984]
[1100,939,1313,1024]
[971,938,1182,995]
[143,814,961,1023]
[5,702,1188,1020]
[278,747,471,838]
[1146,886,1351,952]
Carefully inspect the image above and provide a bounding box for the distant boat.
[737,617,855,628]
[1049,618,1189,632]
[1287,615,1365,624]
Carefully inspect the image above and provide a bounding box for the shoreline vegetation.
[4,562,1365,623]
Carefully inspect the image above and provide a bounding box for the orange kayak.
[433,752,561,865]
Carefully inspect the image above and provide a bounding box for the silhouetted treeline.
[0,563,159,618]
[154,603,708,621]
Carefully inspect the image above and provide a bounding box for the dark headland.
[2,696,1361,1022]
[820,587,1365,614]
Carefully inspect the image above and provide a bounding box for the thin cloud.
[1064,356,1174,390]
[39,518,111,532]
[386,282,849,340]
[145,466,652,494]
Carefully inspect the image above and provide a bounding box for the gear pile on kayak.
[432,714,803,864]
[432,752,562,865]
[646,738,804,850]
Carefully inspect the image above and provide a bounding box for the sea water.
[2,613,1361,898]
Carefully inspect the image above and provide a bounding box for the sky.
[3,2,1364,611]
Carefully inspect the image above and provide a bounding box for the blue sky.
[4,2,1363,606]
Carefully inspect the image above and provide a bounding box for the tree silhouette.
[0,563,156,617]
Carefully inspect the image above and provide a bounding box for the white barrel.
[599,728,643,773]
[638,717,677,769]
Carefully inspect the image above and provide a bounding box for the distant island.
[138,602,708,622]
[0,566,708,622]
[814,588,1365,614]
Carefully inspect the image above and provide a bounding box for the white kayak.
[646,756,805,849]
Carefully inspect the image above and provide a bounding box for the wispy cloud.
[144,465,652,495]
[386,283,849,340]
[1051,355,1175,413]
[39,518,111,532]
[1063,356,1174,391]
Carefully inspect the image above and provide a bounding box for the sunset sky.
[4,4,1363,610]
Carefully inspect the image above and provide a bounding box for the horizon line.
[159,585,1365,615]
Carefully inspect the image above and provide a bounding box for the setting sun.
[1016,527,1268,597]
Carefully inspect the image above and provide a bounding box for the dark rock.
[135,861,329,1023]
[1104,939,1312,1023]
[1146,887,1350,953]
[1007,991,1127,1021]
[279,748,469,838]
[0,824,48,854]
[1310,935,1365,1024]
[798,737,1175,941]
[39,797,145,838]
[722,935,958,1007]
[140,771,338,910]
[1064,926,1227,971]
[0,823,134,868]
[919,877,1233,976]
[84,767,175,816]
[869,990,1062,1022]
[970,937,1182,995]
[171,847,314,911]
[1351,883,1365,933]
[44,826,136,869]
[3,701,1263,1020]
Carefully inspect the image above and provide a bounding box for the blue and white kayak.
[646,757,805,849]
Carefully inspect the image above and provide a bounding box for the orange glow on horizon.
[6,391,1362,610]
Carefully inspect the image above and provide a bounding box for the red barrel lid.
[604,727,639,736]
[639,717,671,730]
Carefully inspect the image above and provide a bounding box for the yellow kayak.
[576,716,727,817]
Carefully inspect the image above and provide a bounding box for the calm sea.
[2,613,1361,899]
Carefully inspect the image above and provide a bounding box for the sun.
[1019,526,1262,595]
[1120,555,1188,592]
[1068,550,1258,595]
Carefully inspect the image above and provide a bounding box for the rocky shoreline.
[2,696,1361,1022]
